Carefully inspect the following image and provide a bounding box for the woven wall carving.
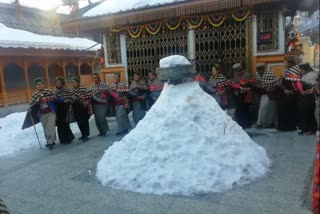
[106,34,121,64]
[195,18,247,79]
[126,30,188,80]
[257,11,279,51]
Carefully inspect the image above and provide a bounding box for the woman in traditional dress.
[209,64,240,120]
[297,63,318,135]
[147,70,164,109]
[128,71,147,125]
[30,78,56,150]
[71,77,92,141]
[90,74,109,136]
[277,55,303,131]
[110,72,132,135]
[255,63,281,128]
[54,76,75,144]
[232,63,257,129]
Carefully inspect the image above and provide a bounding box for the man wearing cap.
[54,76,75,144]
[30,78,56,150]
[110,72,132,135]
[255,63,281,128]
[71,77,92,141]
[297,63,318,135]
[90,73,110,136]
[129,71,147,125]
[147,70,164,109]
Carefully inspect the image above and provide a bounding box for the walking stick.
[28,108,42,149]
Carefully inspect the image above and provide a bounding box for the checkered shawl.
[209,74,232,88]
[111,82,129,92]
[71,86,93,116]
[90,82,110,95]
[54,85,72,100]
[0,198,9,214]
[71,86,92,100]
[256,70,281,90]
[30,89,55,107]
[283,65,301,81]
[129,80,148,90]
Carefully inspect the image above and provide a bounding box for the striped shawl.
[30,89,55,107]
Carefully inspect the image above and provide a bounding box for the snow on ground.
[0,23,100,51]
[0,112,80,158]
[84,0,187,17]
[97,81,271,196]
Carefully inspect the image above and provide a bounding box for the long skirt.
[73,103,90,137]
[277,94,299,131]
[115,105,132,133]
[132,101,146,125]
[298,94,317,133]
[235,97,253,129]
[56,103,74,143]
[93,103,109,134]
[257,95,277,127]
[40,112,56,145]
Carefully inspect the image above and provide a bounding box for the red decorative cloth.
[313,132,320,214]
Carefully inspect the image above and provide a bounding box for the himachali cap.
[256,63,265,71]
[72,77,80,84]
[285,53,298,64]
[34,78,44,85]
[299,63,314,72]
[134,71,142,76]
[232,63,242,72]
[55,76,65,83]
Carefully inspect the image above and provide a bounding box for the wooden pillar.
[44,58,51,89]
[0,63,8,106]
[77,59,81,78]
[23,57,31,102]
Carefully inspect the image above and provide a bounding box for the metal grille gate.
[126,30,188,80]
[195,18,247,79]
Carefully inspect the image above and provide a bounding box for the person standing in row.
[232,63,255,129]
[71,77,92,141]
[129,71,147,125]
[255,63,281,128]
[209,64,240,120]
[277,55,302,131]
[54,76,75,144]
[90,74,109,136]
[110,72,132,135]
[147,70,164,109]
[30,78,56,150]
[298,63,318,135]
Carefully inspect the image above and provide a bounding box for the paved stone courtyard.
[0,118,317,214]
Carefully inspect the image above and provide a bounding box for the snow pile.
[0,23,100,51]
[84,0,187,17]
[0,112,79,158]
[97,81,270,196]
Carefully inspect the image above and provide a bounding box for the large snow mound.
[97,82,270,196]
[0,112,79,158]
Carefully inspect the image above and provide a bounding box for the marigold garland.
[231,9,251,22]
[207,15,227,27]
[186,17,204,29]
[145,23,162,35]
[166,17,182,31]
[128,27,143,39]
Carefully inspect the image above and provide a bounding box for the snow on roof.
[0,23,101,51]
[83,0,187,17]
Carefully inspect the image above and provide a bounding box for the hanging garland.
[166,17,182,31]
[186,16,204,29]
[231,9,251,22]
[128,27,143,39]
[114,8,252,38]
[145,23,162,35]
[207,15,227,27]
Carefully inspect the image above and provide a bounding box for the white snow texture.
[0,112,79,158]
[97,81,270,196]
